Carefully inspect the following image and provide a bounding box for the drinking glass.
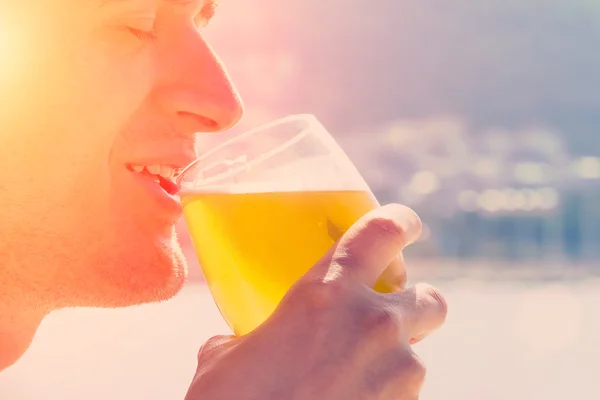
[178,115,404,335]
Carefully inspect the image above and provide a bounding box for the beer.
[182,189,400,335]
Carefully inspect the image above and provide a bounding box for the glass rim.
[176,113,319,186]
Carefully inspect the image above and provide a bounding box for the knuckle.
[363,209,422,245]
[424,285,449,324]
[360,303,403,341]
[197,335,235,362]
[197,340,215,361]
[364,216,405,239]
[398,351,427,384]
[289,277,348,311]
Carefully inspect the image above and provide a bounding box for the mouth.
[125,163,185,219]
[127,163,183,195]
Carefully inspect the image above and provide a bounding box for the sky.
[206,0,600,154]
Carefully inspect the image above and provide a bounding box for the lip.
[129,168,182,220]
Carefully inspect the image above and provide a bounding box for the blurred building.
[339,116,600,263]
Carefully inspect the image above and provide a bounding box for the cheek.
[41,41,155,191]
[73,33,156,119]
[1,10,158,251]
[3,66,151,230]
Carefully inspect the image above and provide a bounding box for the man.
[0,0,447,398]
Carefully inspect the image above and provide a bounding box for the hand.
[185,204,447,400]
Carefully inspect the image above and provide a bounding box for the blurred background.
[3,0,600,399]
[195,0,600,269]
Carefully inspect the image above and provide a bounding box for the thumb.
[319,203,421,288]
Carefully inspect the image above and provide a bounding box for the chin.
[75,229,190,309]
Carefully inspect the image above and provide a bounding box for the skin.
[0,0,448,398]
[0,0,242,368]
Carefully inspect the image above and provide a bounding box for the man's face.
[0,0,242,307]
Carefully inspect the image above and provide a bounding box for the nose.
[155,29,243,134]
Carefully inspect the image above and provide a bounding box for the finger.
[196,335,237,365]
[390,283,447,344]
[329,203,421,288]
[373,252,407,293]
[188,335,238,399]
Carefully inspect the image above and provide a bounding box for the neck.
[0,249,51,371]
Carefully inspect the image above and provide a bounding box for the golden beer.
[182,189,399,335]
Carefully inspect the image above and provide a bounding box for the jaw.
[44,218,190,310]
[85,227,189,308]
[0,252,49,371]
[0,309,45,372]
